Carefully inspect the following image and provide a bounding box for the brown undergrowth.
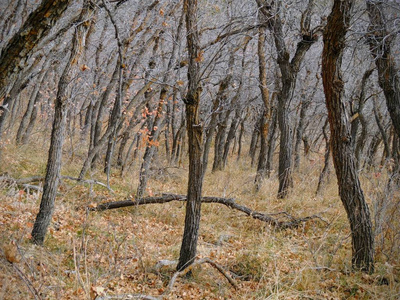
[0,141,399,299]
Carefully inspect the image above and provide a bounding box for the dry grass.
[0,140,399,299]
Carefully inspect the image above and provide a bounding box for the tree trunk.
[258,0,320,198]
[0,0,70,102]
[322,0,374,272]
[249,114,261,167]
[32,1,93,245]
[366,0,400,140]
[137,89,168,198]
[254,24,271,190]
[16,64,51,145]
[266,106,278,178]
[316,119,331,195]
[177,0,204,271]
[294,96,311,170]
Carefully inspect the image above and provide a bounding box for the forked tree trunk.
[258,0,320,198]
[32,1,93,245]
[177,0,204,271]
[322,0,374,272]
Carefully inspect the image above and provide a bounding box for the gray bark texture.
[322,0,374,272]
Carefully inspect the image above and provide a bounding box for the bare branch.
[165,257,237,294]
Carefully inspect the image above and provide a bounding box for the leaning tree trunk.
[177,0,204,271]
[322,0,374,272]
[0,0,70,104]
[32,1,93,245]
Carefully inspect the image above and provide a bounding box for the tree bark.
[258,0,321,198]
[32,1,93,245]
[177,0,204,271]
[315,119,331,195]
[366,0,400,140]
[0,0,70,102]
[254,24,271,190]
[322,0,374,272]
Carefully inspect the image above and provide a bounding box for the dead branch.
[89,193,328,229]
[0,175,44,185]
[0,175,111,191]
[165,257,237,294]
[62,176,114,192]
[12,263,42,300]
[95,294,160,300]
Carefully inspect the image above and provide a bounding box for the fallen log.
[89,193,327,229]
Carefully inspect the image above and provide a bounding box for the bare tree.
[31,1,94,245]
[177,0,204,271]
[322,0,374,272]
[258,0,323,198]
[366,0,400,140]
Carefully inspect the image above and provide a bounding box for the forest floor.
[0,140,399,299]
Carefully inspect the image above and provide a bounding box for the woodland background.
[0,0,399,299]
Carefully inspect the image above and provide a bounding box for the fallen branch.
[0,175,111,191]
[62,176,114,193]
[95,294,160,300]
[0,175,44,185]
[89,193,328,229]
[165,257,237,294]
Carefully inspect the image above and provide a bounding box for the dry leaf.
[81,64,90,71]
[90,285,105,300]
[4,241,21,263]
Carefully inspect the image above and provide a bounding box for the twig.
[165,257,237,294]
[12,264,42,300]
[95,294,160,300]
[62,176,114,193]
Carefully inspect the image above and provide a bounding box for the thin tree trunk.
[177,0,204,271]
[316,119,331,195]
[294,96,311,170]
[366,0,400,140]
[254,23,271,190]
[249,114,261,167]
[31,1,93,245]
[137,89,168,198]
[373,97,391,163]
[266,105,278,177]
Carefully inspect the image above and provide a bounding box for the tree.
[366,0,400,140]
[322,0,374,272]
[258,0,322,198]
[177,0,204,271]
[31,0,94,245]
[254,20,272,190]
